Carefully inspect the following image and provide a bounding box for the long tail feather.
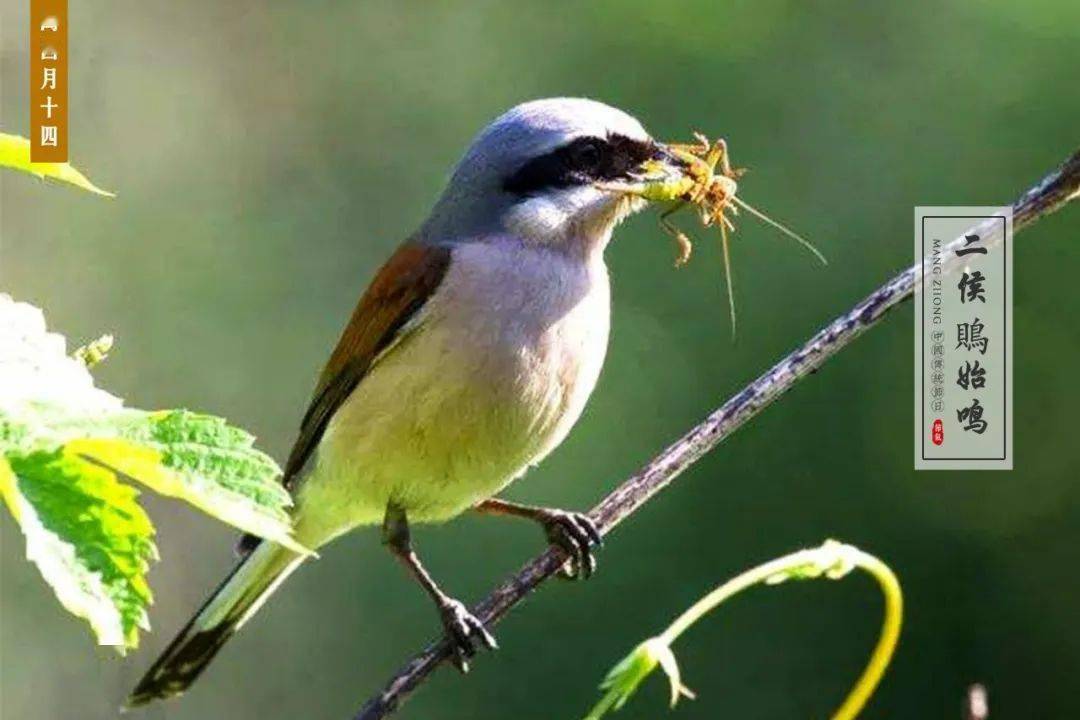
[125,541,304,708]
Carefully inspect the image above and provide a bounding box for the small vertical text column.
[30,0,68,163]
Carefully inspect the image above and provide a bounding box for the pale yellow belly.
[292,319,600,548]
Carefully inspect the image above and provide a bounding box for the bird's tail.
[125,540,304,708]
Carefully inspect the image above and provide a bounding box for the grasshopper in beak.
[600,132,826,336]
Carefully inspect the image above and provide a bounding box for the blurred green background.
[2,2,1078,718]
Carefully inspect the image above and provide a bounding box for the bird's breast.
[426,240,611,460]
[302,239,611,534]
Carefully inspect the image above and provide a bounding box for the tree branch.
[354,148,1080,720]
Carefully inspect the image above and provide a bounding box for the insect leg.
[658,201,694,266]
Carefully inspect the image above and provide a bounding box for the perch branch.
[354,148,1080,720]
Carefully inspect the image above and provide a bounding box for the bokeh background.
[2,2,1078,718]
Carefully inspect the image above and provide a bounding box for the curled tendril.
[584,539,903,720]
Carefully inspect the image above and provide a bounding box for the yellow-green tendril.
[583,539,902,720]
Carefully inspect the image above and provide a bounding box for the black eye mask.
[503,134,657,196]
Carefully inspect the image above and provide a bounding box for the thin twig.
[354,148,1080,720]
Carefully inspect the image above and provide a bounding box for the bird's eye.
[568,139,605,171]
[503,137,616,195]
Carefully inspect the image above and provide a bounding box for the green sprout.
[583,539,903,720]
[72,334,115,369]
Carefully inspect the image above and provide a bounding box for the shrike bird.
[128,97,698,706]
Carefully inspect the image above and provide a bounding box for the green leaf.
[0,294,301,547]
[1,294,309,650]
[70,425,307,554]
[2,450,155,651]
[585,637,694,720]
[0,132,115,196]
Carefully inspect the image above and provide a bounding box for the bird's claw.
[541,510,603,580]
[438,597,497,673]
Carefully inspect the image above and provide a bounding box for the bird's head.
[423,98,690,255]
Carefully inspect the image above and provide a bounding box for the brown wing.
[283,240,452,489]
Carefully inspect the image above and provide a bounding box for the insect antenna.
[730,196,827,266]
[719,213,737,338]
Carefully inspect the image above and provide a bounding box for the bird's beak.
[597,143,701,203]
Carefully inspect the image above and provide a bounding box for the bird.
[126,97,697,707]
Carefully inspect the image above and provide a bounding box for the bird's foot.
[539,510,603,580]
[438,597,496,673]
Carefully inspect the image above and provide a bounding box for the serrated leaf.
[69,434,308,555]
[2,450,155,651]
[0,132,114,196]
[1,294,303,550]
[1,294,310,650]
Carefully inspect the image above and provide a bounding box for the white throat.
[503,187,647,257]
